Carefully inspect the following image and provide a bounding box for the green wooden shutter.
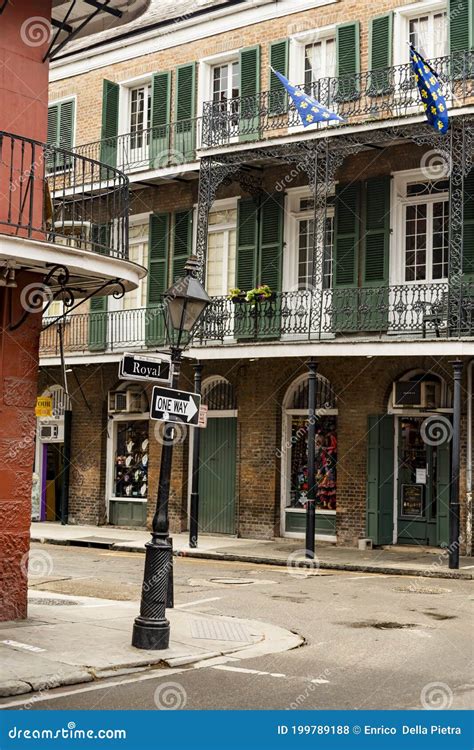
[463,169,474,277]
[58,100,75,150]
[47,101,74,170]
[150,72,171,169]
[90,223,110,255]
[89,295,108,351]
[199,418,237,534]
[361,176,390,332]
[46,105,59,171]
[175,63,196,161]
[436,431,451,546]
[146,213,169,345]
[333,182,360,331]
[336,22,360,101]
[172,209,193,280]
[366,415,394,545]
[235,198,259,339]
[449,0,473,76]
[258,194,284,339]
[100,80,119,169]
[269,40,289,115]
[368,14,393,95]
[239,45,261,142]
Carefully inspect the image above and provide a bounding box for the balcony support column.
[447,120,466,336]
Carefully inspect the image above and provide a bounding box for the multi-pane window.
[404,180,449,282]
[129,85,152,149]
[408,11,447,59]
[297,211,334,289]
[304,37,336,93]
[206,207,237,296]
[212,62,239,107]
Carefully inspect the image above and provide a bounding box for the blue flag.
[409,44,448,134]
[271,68,344,127]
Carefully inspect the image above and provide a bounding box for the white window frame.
[108,212,149,313]
[201,197,238,295]
[393,0,448,67]
[197,49,240,146]
[283,187,335,291]
[106,411,150,516]
[390,169,449,285]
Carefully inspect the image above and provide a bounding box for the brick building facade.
[38,0,474,554]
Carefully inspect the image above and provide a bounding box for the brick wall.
[38,354,472,555]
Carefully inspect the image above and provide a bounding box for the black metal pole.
[132,349,181,650]
[449,359,463,569]
[189,362,203,548]
[305,359,318,559]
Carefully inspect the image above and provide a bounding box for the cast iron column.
[189,362,203,548]
[132,350,181,650]
[449,359,463,569]
[305,359,318,558]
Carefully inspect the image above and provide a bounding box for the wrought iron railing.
[201,51,474,147]
[39,283,474,356]
[74,119,200,174]
[0,130,129,259]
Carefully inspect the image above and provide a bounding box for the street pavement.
[0,543,472,711]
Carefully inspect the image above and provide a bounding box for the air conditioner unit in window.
[109,389,146,414]
[39,422,64,442]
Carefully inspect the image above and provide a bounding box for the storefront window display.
[288,415,337,511]
[114,420,149,499]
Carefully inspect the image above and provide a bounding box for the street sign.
[198,404,208,428]
[35,396,53,418]
[151,386,201,426]
[119,353,171,384]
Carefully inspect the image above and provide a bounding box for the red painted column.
[0,278,43,620]
[0,0,52,621]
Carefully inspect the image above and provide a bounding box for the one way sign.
[151,386,201,426]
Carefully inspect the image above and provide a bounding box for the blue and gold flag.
[409,44,448,134]
[271,68,344,127]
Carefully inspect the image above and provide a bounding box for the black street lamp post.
[305,359,318,559]
[189,361,203,548]
[132,257,211,650]
[449,359,463,570]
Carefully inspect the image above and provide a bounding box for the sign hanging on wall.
[35,396,53,418]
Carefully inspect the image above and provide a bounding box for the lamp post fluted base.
[132,538,172,650]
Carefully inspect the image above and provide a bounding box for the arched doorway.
[281,373,338,540]
[196,377,237,535]
[33,385,71,522]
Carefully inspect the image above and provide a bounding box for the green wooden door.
[198,417,237,534]
[366,415,394,545]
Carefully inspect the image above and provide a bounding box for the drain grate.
[191,619,251,642]
[29,597,79,606]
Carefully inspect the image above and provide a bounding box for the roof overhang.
[48,0,150,59]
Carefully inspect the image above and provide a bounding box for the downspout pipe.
[467,359,473,556]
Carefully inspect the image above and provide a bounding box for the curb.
[31,535,473,581]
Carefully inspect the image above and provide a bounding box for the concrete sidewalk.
[31,522,474,580]
[0,590,301,699]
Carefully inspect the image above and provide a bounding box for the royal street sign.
[151,386,201,426]
[119,353,171,384]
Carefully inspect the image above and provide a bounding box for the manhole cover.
[191,619,251,642]
[209,578,255,586]
[29,598,78,606]
[393,586,452,594]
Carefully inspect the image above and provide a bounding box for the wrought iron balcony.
[39,283,474,357]
[74,119,200,175]
[1,130,129,259]
[201,51,474,147]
